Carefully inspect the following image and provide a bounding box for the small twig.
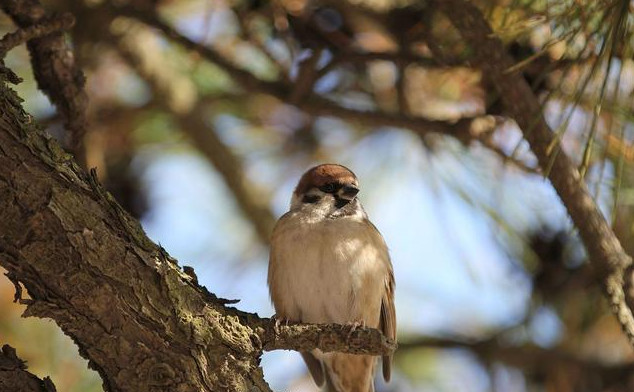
[289,46,323,104]
[478,137,541,174]
[419,7,463,66]
[116,5,286,97]
[112,26,278,244]
[0,13,74,57]
[4,271,22,303]
[398,336,634,375]
[316,50,445,80]
[235,9,291,82]
[396,58,410,116]
[337,51,444,68]
[117,5,491,141]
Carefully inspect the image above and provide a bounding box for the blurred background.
[2,0,634,390]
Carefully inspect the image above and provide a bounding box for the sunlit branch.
[430,0,634,346]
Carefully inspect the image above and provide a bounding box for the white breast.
[269,208,387,328]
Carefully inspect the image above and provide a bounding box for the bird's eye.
[302,195,320,204]
[320,183,336,193]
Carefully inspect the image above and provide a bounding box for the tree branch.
[255,320,396,355]
[0,344,57,392]
[111,23,277,244]
[430,0,634,345]
[0,12,74,57]
[115,5,494,141]
[1,0,89,167]
[399,336,634,385]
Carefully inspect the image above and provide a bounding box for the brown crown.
[294,164,358,195]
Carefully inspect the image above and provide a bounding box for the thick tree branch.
[0,12,74,57]
[1,0,89,167]
[431,0,634,344]
[399,336,634,386]
[0,344,57,392]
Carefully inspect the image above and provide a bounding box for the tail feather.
[323,364,341,392]
[322,353,376,392]
[301,351,325,387]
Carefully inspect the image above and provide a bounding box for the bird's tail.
[322,353,376,392]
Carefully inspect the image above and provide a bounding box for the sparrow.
[268,164,396,392]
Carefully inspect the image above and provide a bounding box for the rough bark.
[0,76,266,391]
[0,344,57,392]
[431,0,634,344]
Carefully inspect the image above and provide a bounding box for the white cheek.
[290,189,335,213]
[307,188,326,198]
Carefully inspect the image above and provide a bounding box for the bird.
[268,163,396,392]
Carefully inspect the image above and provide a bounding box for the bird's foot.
[343,320,366,340]
[272,314,291,334]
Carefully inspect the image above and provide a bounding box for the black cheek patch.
[303,195,321,204]
[335,197,350,209]
[319,183,342,193]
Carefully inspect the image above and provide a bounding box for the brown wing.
[300,351,325,387]
[379,253,396,382]
[267,243,282,314]
[268,214,292,319]
[367,221,397,382]
[270,215,326,387]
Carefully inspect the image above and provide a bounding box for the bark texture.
[0,77,269,391]
[0,344,57,392]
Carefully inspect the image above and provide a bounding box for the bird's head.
[290,164,362,216]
